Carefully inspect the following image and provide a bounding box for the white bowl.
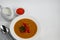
[10,15,40,40]
[1,7,14,21]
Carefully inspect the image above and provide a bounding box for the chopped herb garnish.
[19,26,26,33]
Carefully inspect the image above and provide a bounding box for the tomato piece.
[23,23,30,33]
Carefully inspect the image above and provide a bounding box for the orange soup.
[14,18,37,39]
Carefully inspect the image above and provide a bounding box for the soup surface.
[14,18,37,39]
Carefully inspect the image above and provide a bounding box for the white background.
[0,0,60,40]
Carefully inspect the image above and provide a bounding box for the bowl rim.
[10,15,40,40]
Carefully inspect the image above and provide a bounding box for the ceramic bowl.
[10,15,40,40]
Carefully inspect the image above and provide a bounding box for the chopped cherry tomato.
[23,23,30,33]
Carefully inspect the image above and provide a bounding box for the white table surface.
[0,0,60,40]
